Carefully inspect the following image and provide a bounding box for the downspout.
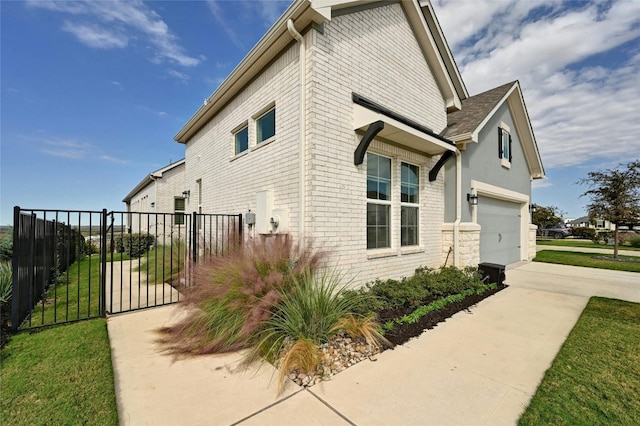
[287,19,306,252]
[454,149,461,267]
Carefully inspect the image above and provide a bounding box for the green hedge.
[571,227,596,240]
[113,233,155,258]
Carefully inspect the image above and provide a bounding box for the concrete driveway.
[107,261,639,426]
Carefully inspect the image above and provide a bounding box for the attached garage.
[477,196,523,265]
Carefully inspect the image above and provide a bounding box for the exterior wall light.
[529,204,537,213]
[467,193,478,206]
[182,190,190,199]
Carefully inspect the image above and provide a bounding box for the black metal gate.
[10,207,242,331]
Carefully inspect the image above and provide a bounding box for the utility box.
[478,262,505,285]
[270,208,289,234]
[256,190,273,234]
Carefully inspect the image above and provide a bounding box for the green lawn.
[534,250,640,272]
[538,239,640,251]
[27,255,102,328]
[0,319,119,425]
[519,297,640,425]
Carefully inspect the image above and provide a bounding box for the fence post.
[192,211,198,263]
[238,214,243,246]
[99,209,107,317]
[10,207,20,332]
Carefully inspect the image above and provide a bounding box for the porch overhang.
[353,94,455,165]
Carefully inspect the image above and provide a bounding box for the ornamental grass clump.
[245,269,389,394]
[156,237,324,355]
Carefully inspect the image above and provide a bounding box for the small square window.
[256,108,275,143]
[234,126,248,155]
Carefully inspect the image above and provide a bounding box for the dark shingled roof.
[445,81,516,138]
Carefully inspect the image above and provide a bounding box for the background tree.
[578,160,640,258]
[532,205,564,228]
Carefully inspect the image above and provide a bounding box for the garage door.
[478,197,522,265]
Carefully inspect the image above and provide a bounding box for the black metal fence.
[10,207,242,331]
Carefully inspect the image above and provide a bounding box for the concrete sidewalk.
[107,262,639,426]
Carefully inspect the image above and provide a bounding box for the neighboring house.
[122,159,186,233]
[443,81,544,266]
[567,216,615,230]
[139,0,546,285]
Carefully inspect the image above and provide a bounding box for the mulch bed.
[379,284,508,347]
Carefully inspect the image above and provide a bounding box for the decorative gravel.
[287,333,381,387]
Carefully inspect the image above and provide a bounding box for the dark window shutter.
[509,134,513,162]
[498,127,503,158]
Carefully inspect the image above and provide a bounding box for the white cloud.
[38,137,128,163]
[62,21,128,49]
[206,0,245,49]
[168,70,190,81]
[433,0,640,171]
[27,0,200,67]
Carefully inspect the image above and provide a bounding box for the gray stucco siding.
[444,102,531,223]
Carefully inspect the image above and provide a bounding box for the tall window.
[401,162,419,246]
[499,126,512,163]
[234,125,248,155]
[367,153,391,249]
[174,197,185,225]
[256,107,276,143]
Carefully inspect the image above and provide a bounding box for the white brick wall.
[304,3,449,285]
[185,46,301,236]
[183,3,451,287]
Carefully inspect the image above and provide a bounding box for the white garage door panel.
[478,197,521,265]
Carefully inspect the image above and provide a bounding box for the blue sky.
[1,0,639,225]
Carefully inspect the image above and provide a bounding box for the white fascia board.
[507,88,545,179]
[404,0,461,111]
[354,103,456,155]
[175,0,322,143]
[418,0,468,100]
[151,158,186,178]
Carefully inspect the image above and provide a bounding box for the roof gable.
[174,0,467,143]
[445,81,545,179]
[123,159,185,203]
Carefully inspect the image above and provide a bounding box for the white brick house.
[167,0,544,285]
[122,159,186,233]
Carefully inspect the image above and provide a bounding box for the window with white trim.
[256,107,275,143]
[401,162,419,246]
[234,125,248,155]
[498,124,512,166]
[367,153,391,249]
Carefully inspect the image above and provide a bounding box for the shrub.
[571,227,596,240]
[246,269,387,394]
[592,230,614,244]
[363,276,429,311]
[156,237,324,355]
[626,236,640,248]
[113,233,155,258]
[0,261,12,304]
[0,261,12,348]
[0,231,12,262]
[358,266,484,313]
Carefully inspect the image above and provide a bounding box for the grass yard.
[537,240,640,251]
[534,250,640,272]
[519,297,640,425]
[0,319,119,425]
[28,255,102,328]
